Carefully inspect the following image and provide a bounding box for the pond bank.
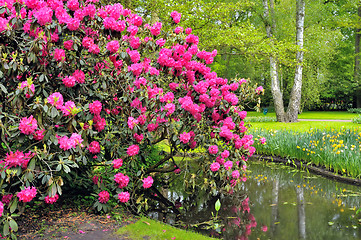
[250,154,361,186]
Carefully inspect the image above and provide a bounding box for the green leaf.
[9,198,18,213]
[0,83,8,94]
[9,219,18,232]
[328,222,334,226]
[3,221,9,236]
[215,199,221,212]
[50,107,58,118]
[28,158,36,171]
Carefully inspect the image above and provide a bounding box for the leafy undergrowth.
[116,217,215,240]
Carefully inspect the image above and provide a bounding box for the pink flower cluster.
[127,144,139,156]
[17,187,37,203]
[210,162,220,172]
[88,141,101,154]
[98,190,110,203]
[3,150,34,168]
[0,201,3,217]
[57,133,84,151]
[118,192,130,203]
[142,176,153,189]
[114,173,129,188]
[208,145,218,155]
[89,101,102,115]
[45,194,59,204]
[19,115,37,135]
[112,158,123,169]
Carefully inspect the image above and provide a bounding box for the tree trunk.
[286,0,305,122]
[355,2,361,108]
[263,0,286,122]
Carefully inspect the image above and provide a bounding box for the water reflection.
[156,161,361,239]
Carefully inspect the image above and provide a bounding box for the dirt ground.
[16,206,138,240]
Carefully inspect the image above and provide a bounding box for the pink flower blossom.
[67,0,79,11]
[127,117,138,129]
[224,161,233,170]
[150,22,162,36]
[67,18,80,31]
[259,137,266,144]
[107,40,119,53]
[210,162,220,172]
[47,92,64,109]
[255,86,264,94]
[261,225,268,232]
[185,28,192,34]
[33,129,45,141]
[221,150,230,159]
[89,101,102,115]
[232,170,240,179]
[114,173,129,188]
[17,187,37,203]
[98,191,110,203]
[62,101,79,116]
[35,7,53,26]
[87,141,100,154]
[0,201,3,217]
[19,115,37,135]
[73,70,85,83]
[53,48,66,62]
[0,18,9,33]
[179,132,191,144]
[208,145,218,155]
[127,145,139,156]
[2,195,12,206]
[62,76,76,87]
[238,111,247,120]
[174,26,183,34]
[64,40,74,50]
[118,192,130,203]
[82,37,94,49]
[3,150,34,168]
[156,38,166,47]
[45,194,59,204]
[133,133,144,143]
[112,158,123,169]
[142,176,153,189]
[170,11,181,24]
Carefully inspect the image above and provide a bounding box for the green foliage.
[352,115,361,124]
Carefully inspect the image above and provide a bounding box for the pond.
[150,160,361,240]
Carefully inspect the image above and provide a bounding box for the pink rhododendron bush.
[0,0,262,237]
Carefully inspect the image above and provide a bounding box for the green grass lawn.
[117,217,214,240]
[247,111,358,120]
[250,121,360,132]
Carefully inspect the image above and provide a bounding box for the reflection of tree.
[296,186,306,239]
[271,179,279,237]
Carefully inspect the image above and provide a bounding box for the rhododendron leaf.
[50,107,58,118]
[0,83,7,94]
[9,198,17,214]
[9,219,18,232]
[3,222,9,236]
[51,183,57,196]
[28,159,35,171]
[215,199,221,212]
[63,165,70,173]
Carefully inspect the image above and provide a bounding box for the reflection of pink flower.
[261,225,268,232]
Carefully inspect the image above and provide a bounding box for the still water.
[154,161,361,240]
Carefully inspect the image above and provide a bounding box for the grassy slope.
[117,217,214,240]
[250,121,360,132]
[247,111,358,120]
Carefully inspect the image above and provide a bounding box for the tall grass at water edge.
[251,127,361,178]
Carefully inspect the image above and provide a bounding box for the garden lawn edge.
[116,216,215,240]
[250,154,361,186]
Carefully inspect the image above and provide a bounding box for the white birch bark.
[263,0,286,122]
[286,0,305,122]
